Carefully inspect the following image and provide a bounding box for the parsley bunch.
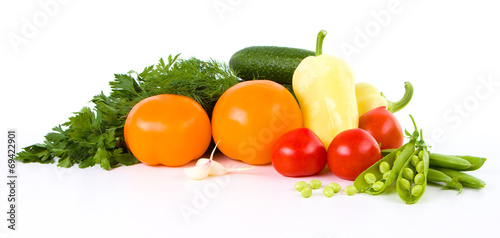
[16,54,239,170]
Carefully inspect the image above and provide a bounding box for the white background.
[1,0,500,237]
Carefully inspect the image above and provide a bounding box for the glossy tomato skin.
[358,106,403,150]
[212,80,303,165]
[327,129,381,181]
[124,94,211,167]
[271,128,327,177]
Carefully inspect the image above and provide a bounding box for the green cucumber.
[229,46,315,85]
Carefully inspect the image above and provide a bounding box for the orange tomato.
[211,80,303,165]
[124,94,211,167]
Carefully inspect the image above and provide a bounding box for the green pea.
[418,150,423,159]
[414,173,425,185]
[382,170,391,181]
[403,168,414,180]
[323,186,334,198]
[379,161,391,174]
[344,185,357,196]
[411,155,420,167]
[416,161,424,173]
[301,187,312,198]
[399,178,411,191]
[309,179,321,189]
[328,183,341,193]
[364,173,377,185]
[396,147,429,204]
[411,185,423,196]
[295,181,308,192]
[371,181,385,192]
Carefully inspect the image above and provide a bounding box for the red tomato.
[358,106,403,150]
[327,129,381,181]
[124,94,211,167]
[271,127,327,177]
[211,80,303,165]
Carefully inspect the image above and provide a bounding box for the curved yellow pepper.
[293,30,358,149]
[355,82,414,116]
[355,83,388,116]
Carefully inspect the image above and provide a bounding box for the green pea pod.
[427,168,463,193]
[387,151,487,172]
[381,149,395,156]
[434,167,486,189]
[442,178,464,194]
[453,155,487,171]
[354,140,416,195]
[396,147,428,204]
[427,168,453,183]
[429,153,472,170]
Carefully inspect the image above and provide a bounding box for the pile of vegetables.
[16,55,239,170]
[15,30,486,204]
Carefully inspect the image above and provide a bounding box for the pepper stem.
[316,30,327,56]
[382,81,414,113]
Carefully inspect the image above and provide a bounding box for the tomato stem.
[315,30,327,56]
[384,82,414,113]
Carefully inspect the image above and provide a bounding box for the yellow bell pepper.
[292,30,358,149]
[355,81,414,116]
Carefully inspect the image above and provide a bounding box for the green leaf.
[113,153,140,166]
[92,110,103,132]
[405,129,411,137]
[94,146,110,170]
[15,144,55,164]
[159,57,166,69]
[103,130,116,149]
[110,74,141,99]
[79,156,96,168]
[138,66,153,81]
[57,156,74,168]
[66,107,95,142]
[92,93,120,125]
[45,131,67,143]
[34,148,52,162]
[51,148,68,158]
